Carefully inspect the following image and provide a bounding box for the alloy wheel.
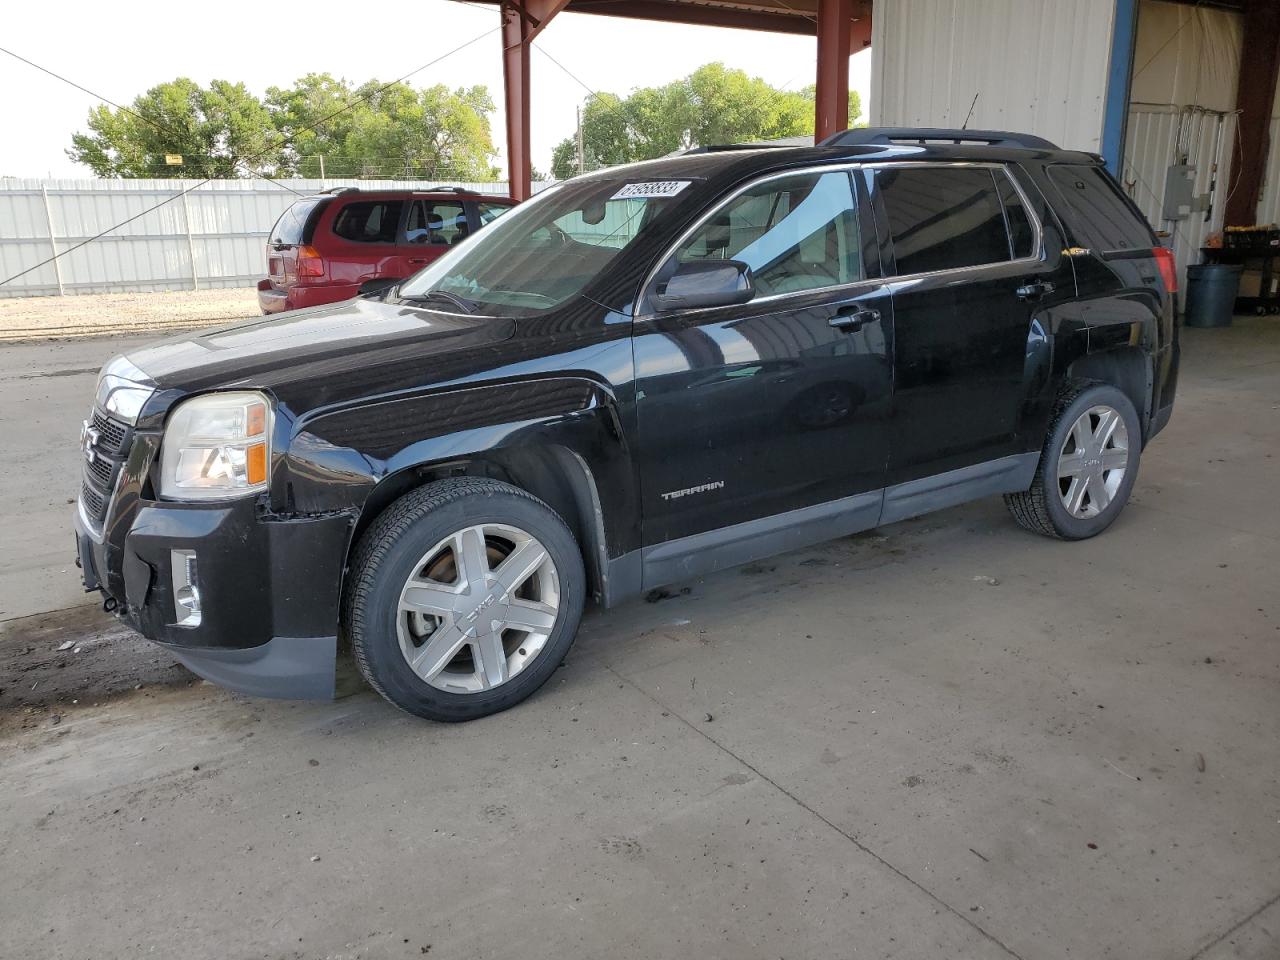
[395,523,560,693]
[1056,404,1130,519]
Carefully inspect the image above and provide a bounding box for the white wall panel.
[871,0,1116,152]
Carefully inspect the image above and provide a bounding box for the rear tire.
[1004,381,1141,540]
[345,478,585,721]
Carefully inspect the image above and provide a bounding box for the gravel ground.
[0,287,259,342]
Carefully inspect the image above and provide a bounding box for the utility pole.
[576,105,584,176]
[318,154,326,188]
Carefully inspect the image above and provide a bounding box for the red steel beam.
[1225,0,1280,226]
[814,0,853,142]
[501,0,570,201]
[561,0,818,35]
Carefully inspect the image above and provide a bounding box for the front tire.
[345,478,585,721]
[1005,382,1141,540]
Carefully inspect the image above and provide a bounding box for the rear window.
[1047,164,1154,253]
[331,200,404,244]
[877,166,1017,275]
[269,198,325,246]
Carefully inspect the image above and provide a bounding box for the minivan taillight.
[1153,247,1177,294]
[296,245,325,279]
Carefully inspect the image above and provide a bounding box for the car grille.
[80,409,132,528]
[92,409,128,454]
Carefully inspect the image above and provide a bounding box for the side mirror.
[652,259,754,312]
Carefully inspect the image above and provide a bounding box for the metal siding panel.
[871,0,1113,152]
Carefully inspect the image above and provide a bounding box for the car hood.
[123,296,516,408]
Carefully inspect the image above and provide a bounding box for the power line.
[0,44,306,197]
[0,25,500,288]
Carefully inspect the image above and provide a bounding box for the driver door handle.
[829,305,880,332]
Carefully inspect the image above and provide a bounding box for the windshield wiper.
[403,290,477,314]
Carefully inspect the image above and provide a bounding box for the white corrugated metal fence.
[0,178,551,299]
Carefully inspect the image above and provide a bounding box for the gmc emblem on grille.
[81,420,100,464]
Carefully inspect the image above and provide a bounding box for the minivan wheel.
[1004,382,1141,540]
[345,478,585,721]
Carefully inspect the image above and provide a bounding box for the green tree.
[266,74,498,180]
[67,78,283,178]
[551,66,869,178]
[551,63,847,179]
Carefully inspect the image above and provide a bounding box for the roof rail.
[323,186,361,195]
[821,127,1059,151]
[421,185,472,193]
[682,143,794,155]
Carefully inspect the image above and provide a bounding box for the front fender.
[275,376,638,581]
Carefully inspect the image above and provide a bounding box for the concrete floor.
[1,319,1278,959]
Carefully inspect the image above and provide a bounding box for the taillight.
[296,245,325,279]
[1153,247,1177,294]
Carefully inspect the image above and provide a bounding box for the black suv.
[74,129,1179,721]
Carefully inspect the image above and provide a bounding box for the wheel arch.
[350,441,612,592]
[1067,344,1154,440]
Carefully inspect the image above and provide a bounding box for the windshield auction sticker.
[611,181,692,200]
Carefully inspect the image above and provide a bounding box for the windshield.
[398,177,693,313]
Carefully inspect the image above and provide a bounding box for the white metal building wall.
[0,179,545,299]
[869,0,1117,152]
[1121,1,1242,288]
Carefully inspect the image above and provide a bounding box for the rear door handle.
[1015,280,1055,301]
[829,306,880,332]
[408,258,429,264]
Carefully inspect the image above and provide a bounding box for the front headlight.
[159,392,273,500]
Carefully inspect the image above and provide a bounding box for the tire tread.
[1003,379,1100,540]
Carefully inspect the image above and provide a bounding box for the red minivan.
[257,187,516,314]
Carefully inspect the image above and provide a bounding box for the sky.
[0,0,871,179]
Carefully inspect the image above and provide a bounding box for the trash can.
[1183,263,1242,328]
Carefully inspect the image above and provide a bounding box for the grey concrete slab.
[0,317,1277,959]
[0,335,144,620]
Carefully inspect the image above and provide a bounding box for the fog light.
[170,549,201,627]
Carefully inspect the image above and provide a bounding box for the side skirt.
[879,453,1039,526]
[603,452,1041,606]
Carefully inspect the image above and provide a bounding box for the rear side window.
[876,166,1014,276]
[996,173,1035,259]
[269,198,325,246]
[1047,164,1154,253]
[405,200,467,245]
[331,200,404,244]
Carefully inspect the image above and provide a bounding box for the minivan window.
[672,171,861,297]
[1047,164,1154,253]
[331,200,404,244]
[877,166,1013,276]
[477,201,513,225]
[399,179,692,313]
[269,198,325,247]
[405,200,467,245]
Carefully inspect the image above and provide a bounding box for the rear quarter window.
[1046,164,1154,253]
[269,198,327,246]
[330,200,405,244]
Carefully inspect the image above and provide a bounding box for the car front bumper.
[75,495,353,700]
